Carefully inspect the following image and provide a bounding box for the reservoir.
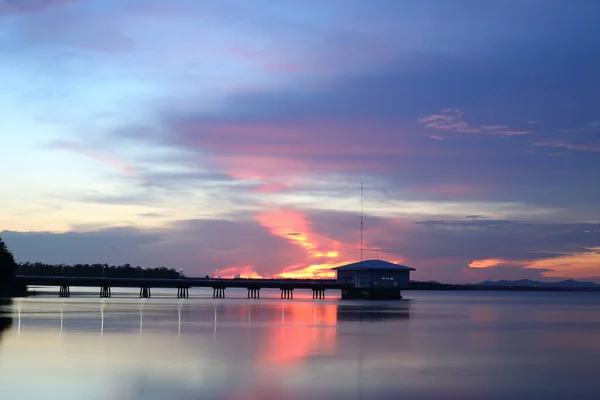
[2,290,600,399]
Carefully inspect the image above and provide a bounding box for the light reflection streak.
[100,300,105,338]
[177,304,181,339]
[60,304,63,338]
[17,302,21,337]
[213,304,217,343]
[139,302,143,335]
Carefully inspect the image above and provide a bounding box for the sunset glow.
[255,210,345,278]
[526,248,600,279]
[2,0,599,283]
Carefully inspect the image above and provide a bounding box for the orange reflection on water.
[260,302,337,366]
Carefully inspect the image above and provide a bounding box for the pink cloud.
[214,265,264,279]
[168,118,439,192]
[428,134,445,141]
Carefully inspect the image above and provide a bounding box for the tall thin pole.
[360,182,363,263]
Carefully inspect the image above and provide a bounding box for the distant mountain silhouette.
[478,279,600,288]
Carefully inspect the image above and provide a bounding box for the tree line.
[14,262,182,279]
[1,234,181,283]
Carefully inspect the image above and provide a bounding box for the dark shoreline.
[408,281,600,292]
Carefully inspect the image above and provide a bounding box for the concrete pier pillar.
[247,288,260,299]
[100,286,112,298]
[177,287,189,298]
[312,288,325,299]
[280,288,293,299]
[59,285,70,297]
[213,287,225,298]
[140,287,152,298]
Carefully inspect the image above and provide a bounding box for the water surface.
[1,290,600,399]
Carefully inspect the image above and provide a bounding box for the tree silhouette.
[0,236,16,285]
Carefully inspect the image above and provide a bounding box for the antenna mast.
[360,182,363,263]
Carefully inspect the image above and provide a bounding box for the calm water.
[2,289,600,399]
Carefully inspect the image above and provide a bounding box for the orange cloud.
[255,210,348,278]
[468,249,600,281]
[469,259,502,268]
[469,258,522,268]
[525,247,600,279]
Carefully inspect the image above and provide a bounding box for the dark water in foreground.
[2,290,600,399]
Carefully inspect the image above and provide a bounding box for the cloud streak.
[47,140,141,178]
[418,108,533,136]
[534,141,600,152]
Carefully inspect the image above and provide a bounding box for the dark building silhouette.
[333,259,415,299]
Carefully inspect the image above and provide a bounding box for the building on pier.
[332,259,415,299]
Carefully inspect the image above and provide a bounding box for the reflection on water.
[0,299,12,340]
[336,301,411,322]
[2,292,600,399]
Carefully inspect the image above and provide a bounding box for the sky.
[1,0,600,283]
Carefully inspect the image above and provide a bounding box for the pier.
[13,259,415,300]
[14,275,349,299]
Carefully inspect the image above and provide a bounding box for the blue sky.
[1,0,600,282]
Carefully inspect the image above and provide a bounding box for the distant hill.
[478,279,600,288]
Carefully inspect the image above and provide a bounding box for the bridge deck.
[15,275,350,290]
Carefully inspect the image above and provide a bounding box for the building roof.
[332,259,415,271]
